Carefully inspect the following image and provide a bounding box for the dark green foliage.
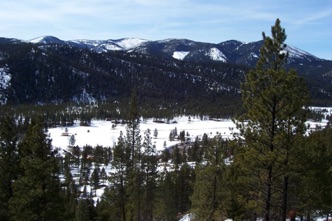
[293,126,332,219]
[188,137,202,162]
[191,164,221,221]
[176,163,195,214]
[235,19,309,221]
[141,129,158,221]
[190,136,228,221]
[91,168,100,196]
[108,132,128,221]
[9,119,64,221]
[126,88,141,168]
[125,89,144,221]
[0,116,19,220]
[75,199,96,221]
[154,169,177,221]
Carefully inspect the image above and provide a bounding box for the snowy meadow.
[49,116,239,152]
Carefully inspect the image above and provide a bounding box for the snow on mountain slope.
[70,38,148,51]
[28,36,47,43]
[28,36,64,44]
[70,39,103,47]
[70,39,123,51]
[23,35,328,64]
[208,48,227,62]
[0,66,11,105]
[0,67,10,89]
[114,38,148,50]
[173,51,190,60]
[286,45,319,60]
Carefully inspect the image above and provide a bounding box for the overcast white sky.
[1,0,331,59]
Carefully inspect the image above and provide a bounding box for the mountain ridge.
[0,36,332,110]
[25,35,324,63]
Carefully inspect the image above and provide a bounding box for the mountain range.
[0,36,332,112]
[27,36,324,64]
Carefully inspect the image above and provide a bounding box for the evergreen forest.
[0,19,331,221]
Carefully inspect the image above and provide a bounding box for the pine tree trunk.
[282,176,289,221]
[121,178,126,221]
[265,166,273,221]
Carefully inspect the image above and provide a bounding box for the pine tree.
[153,128,158,139]
[172,145,182,169]
[191,164,217,221]
[75,199,91,221]
[91,167,100,196]
[75,199,95,221]
[110,131,128,221]
[69,134,76,147]
[176,163,194,214]
[294,126,332,219]
[235,19,308,221]
[62,153,78,220]
[0,116,19,220]
[125,88,143,221]
[9,118,64,221]
[126,88,141,168]
[223,161,250,221]
[154,169,177,221]
[142,129,158,220]
[190,136,226,221]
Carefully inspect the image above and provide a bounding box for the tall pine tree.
[9,118,64,221]
[190,136,226,220]
[102,131,128,221]
[235,19,308,221]
[141,129,158,221]
[126,88,143,221]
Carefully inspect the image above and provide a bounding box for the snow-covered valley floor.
[48,116,239,152]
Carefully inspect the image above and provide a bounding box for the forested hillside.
[1,30,332,115]
[0,42,247,117]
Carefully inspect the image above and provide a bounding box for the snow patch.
[250,52,258,58]
[0,66,11,104]
[173,51,190,60]
[208,48,227,62]
[72,89,97,104]
[285,45,318,60]
[70,38,147,51]
[179,213,195,221]
[115,38,148,50]
[70,39,100,47]
[105,44,123,51]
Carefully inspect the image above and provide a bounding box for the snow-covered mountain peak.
[20,35,326,64]
[28,36,64,44]
[219,39,244,46]
[114,38,148,50]
[158,38,196,46]
[69,38,148,52]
